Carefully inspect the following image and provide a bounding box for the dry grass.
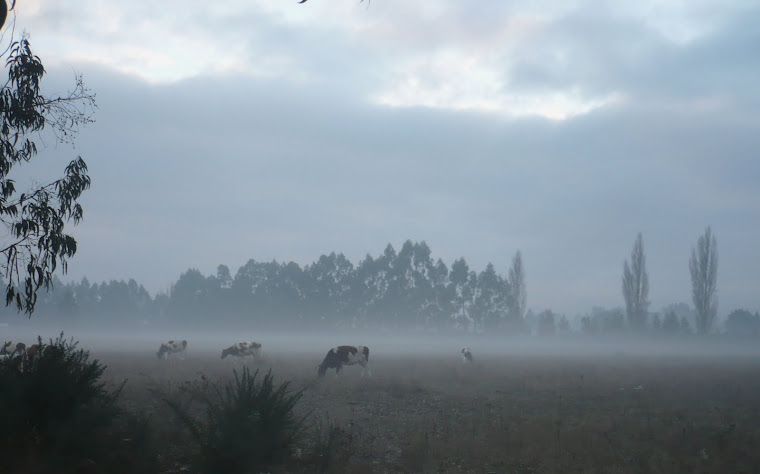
[95,349,760,473]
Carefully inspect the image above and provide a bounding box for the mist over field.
[5,322,760,361]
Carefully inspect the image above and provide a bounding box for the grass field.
[85,339,760,474]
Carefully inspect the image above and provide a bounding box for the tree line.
[3,240,528,332]
[2,233,758,337]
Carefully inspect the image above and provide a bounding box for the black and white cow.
[1,340,26,358]
[157,340,187,360]
[221,341,262,361]
[1,341,26,367]
[317,345,370,377]
[461,346,473,364]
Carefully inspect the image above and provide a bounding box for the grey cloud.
[506,3,760,105]
[44,60,757,317]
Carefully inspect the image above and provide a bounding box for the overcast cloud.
[6,0,759,316]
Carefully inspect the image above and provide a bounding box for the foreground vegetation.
[3,334,759,473]
[0,335,305,474]
[99,346,760,473]
[165,367,305,474]
[0,334,157,474]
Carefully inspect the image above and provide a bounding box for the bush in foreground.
[0,333,158,474]
[167,367,305,474]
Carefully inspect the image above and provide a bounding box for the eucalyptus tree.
[1,20,94,314]
[472,263,504,331]
[450,257,475,331]
[304,252,354,324]
[423,258,449,330]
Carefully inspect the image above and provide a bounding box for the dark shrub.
[0,332,157,474]
[167,367,305,474]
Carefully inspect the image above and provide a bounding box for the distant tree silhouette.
[13,240,608,335]
[506,251,527,329]
[537,310,556,336]
[472,263,504,331]
[622,233,649,331]
[689,227,718,334]
[450,257,475,331]
[724,309,760,337]
[662,311,680,336]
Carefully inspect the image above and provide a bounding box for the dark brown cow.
[317,345,370,377]
[25,343,52,360]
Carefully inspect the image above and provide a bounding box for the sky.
[4,0,759,317]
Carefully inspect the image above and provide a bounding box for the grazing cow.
[461,346,473,364]
[26,343,59,360]
[26,343,46,359]
[1,342,26,371]
[221,341,262,361]
[0,352,20,364]
[157,340,187,360]
[1,341,26,357]
[22,343,57,371]
[317,345,370,377]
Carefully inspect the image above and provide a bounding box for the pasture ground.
[92,345,760,473]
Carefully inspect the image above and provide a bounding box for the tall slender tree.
[506,251,526,327]
[689,226,718,334]
[450,257,474,331]
[622,233,649,330]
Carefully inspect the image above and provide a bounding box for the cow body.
[157,340,187,360]
[1,341,26,357]
[26,343,48,359]
[318,345,370,377]
[221,341,262,361]
[461,347,473,364]
[1,341,27,371]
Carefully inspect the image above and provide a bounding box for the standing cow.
[1,341,26,358]
[461,346,473,364]
[157,340,187,360]
[1,341,26,367]
[221,341,262,362]
[317,345,371,377]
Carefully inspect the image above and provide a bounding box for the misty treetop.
[6,240,528,333]
[6,238,755,337]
